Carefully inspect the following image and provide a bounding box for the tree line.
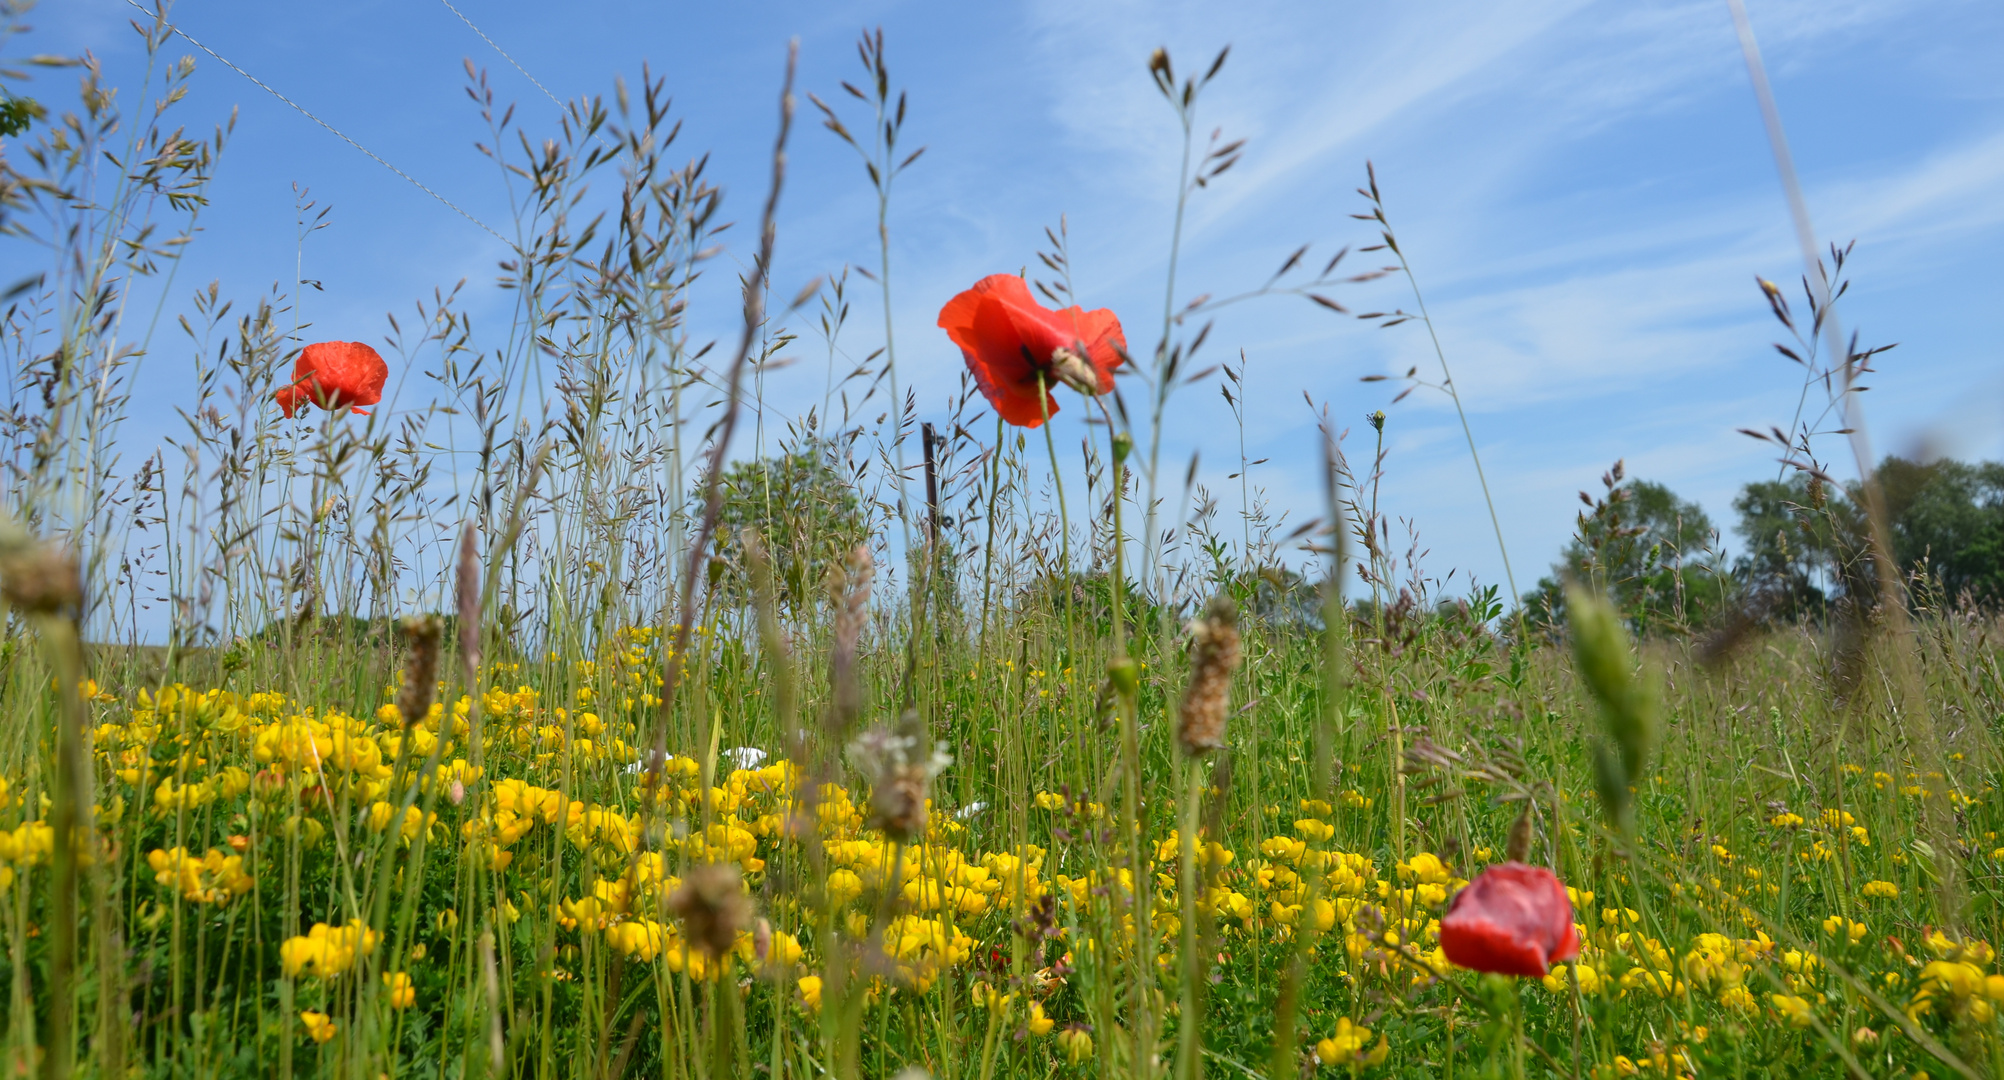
[1525,455,2004,634]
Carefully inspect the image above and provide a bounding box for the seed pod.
[1049,347,1099,396]
[668,863,753,960]
[1176,593,1241,757]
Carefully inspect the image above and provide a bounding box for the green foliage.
[0,93,40,138]
[714,442,867,611]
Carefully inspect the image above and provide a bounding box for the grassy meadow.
[1,15,2002,1080]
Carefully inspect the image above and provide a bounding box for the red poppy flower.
[1439,862,1579,977]
[937,274,1126,428]
[274,341,388,418]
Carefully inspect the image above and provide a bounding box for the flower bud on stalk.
[1176,593,1242,757]
[1108,656,1139,697]
[1111,432,1133,464]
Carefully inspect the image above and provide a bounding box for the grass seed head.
[455,524,481,675]
[0,542,81,616]
[398,615,443,729]
[1177,592,1242,757]
[1566,583,1659,828]
[1506,802,1535,863]
[668,863,753,960]
[850,711,951,842]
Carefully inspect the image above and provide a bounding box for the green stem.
[1176,759,1205,1080]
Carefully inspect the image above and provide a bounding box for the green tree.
[1728,458,2004,616]
[714,442,868,612]
[1878,456,2004,606]
[1729,472,1857,621]
[1524,464,1727,635]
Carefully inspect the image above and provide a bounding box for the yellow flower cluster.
[281,920,381,978]
[1905,931,2004,1023]
[367,801,437,841]
[1315,1017,1388,1068]
[0,820,54,890]
[145,846,253,903]
[300,1011,336,1043]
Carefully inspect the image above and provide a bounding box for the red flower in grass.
[275,341,388,418]
[1439,862,1579,977]
[937,274,1126,428]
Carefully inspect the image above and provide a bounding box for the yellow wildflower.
[300,1011,337,1043]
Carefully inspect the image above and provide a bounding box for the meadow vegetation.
[0,12,2001,1080]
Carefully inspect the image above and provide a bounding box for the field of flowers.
[2,600,2000,1079]
[2,13,2001,1080]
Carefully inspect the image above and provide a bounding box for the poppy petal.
[936,274,1127,427]
[1439,862,1576,977]
[968,297,1057,427]
[277,342,389,417]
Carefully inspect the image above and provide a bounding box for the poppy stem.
[977,413,1005,655]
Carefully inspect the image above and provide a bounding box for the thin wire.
[435,0,561,112]
[434,0,614,152]
[126,0,508,243]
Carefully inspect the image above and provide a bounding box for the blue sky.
[17,0,2004,610]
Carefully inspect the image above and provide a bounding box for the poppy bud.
[1111,432,1133,464]
[1108,656,1140,698]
